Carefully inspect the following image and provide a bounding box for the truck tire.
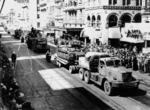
[84,70,91,83]
[69,66,75,74]
[58,62,61,68]
[104,80,113,96]
[79,68,84,80]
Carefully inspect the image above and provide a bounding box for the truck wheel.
[58,62,61,68]
[69,66,74,74]
[84,71,91,83]
[104,80,113,96]
[79,68,84,80]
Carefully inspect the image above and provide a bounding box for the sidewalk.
[0,42,8,110]
[132,70,150,87]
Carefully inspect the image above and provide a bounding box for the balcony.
[63,2,84,11]
[103,6,141,10]
[64,19,84,25]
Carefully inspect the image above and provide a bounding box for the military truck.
[26,29,47,52]
[14,29,23,39]
[78,52,139,95]
[54,39,84,73]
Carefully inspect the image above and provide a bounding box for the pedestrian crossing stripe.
[39,69,75,90]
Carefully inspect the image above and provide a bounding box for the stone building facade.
[83,0,143,44]
[63,0,85,36]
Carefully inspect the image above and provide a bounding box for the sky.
[1,0,20,15]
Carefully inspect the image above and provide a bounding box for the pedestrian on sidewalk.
[46,49,51,62]
[11,51,17,68]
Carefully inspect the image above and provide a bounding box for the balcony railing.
[64,20,84,25]
[103,6,141,10]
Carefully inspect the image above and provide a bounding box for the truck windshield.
[106,60,120,67]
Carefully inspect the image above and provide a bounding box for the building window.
[123,0,125,5]
[92,15,96,27]
[88,0,90,6]
[37,22,40,27]
[37,14,40,18]
[109,0,112,5]
[136,0,139,6]
[127,0,130,5]
[113,0,117,5]
[37,0,39,4]
[140,0,142,6]
[97,15,101,27]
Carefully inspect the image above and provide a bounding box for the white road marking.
[12,43,26,46]
[47,42,57,47]
[2,35,11,38]
[9,55,45,61]
[1,40,21,44]
[39,69,75,90]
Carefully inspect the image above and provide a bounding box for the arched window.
[127,0,131,5]
[87,16,91,26]
[97,15,101,27]
[113,0,117,5]
[120,14,131,27]
[109,0,112,5]
[136,0,139,6]
[108,14,118,27]
[140,0,142,6]
[92,15,96,27]
[133,13,141,23]
[123,0,125,5]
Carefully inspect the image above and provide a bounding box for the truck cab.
[78,52,139,95]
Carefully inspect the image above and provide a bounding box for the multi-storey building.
[63,0,85,36]
[37,0,50,29]
[83,0,143,45]
[142,0,150,22]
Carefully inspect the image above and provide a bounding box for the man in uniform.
[11,51,17,68]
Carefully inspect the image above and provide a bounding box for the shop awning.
[108,27,121,39]
[80,27,101,39]
[120,37,144,43]
[121,23,144,43]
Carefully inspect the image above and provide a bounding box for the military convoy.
[46,38,140,95]
[26,28,47,52]
[78,52,139,95]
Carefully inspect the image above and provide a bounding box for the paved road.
[2,35,150,110]
[2,36,113,110]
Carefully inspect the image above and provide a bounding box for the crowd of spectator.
[0,42,34,110]
[82,43,150,73]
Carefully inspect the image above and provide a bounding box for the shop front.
[120,23,144,53]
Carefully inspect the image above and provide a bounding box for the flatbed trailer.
[54,45,84,73]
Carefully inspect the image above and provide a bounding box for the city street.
[1,0,150,110]
[1,35,114,110]
[1,34,150,110]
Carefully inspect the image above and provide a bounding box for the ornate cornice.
[103,6,141,10]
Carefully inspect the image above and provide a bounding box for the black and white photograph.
[0,0,150,110]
